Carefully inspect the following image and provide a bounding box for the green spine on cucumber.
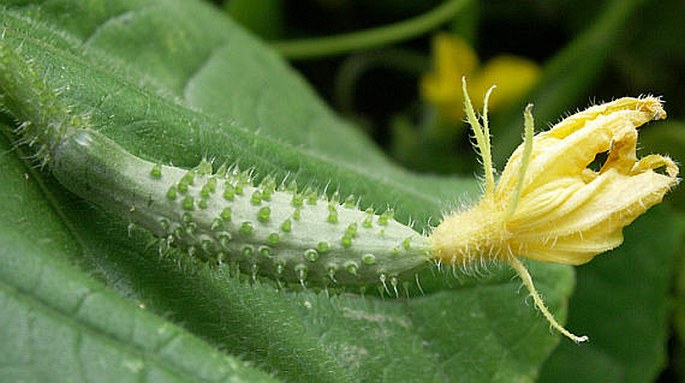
[0,42,431,288]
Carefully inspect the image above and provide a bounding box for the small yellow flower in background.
[420,33,540,122]
[430,79,679,343]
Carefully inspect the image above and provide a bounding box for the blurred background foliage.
[218,0,685,381]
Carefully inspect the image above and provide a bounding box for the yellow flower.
[420,33,539,122]
[430,79,679,342]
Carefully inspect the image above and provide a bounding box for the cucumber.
[0,42,431,289]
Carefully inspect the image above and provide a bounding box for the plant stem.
[272,0,471,60]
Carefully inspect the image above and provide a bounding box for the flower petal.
[470,55,539,110]
[496,97,666,199]
[420,34,479,121]
[506,176,596,231]
[552,166,676,234]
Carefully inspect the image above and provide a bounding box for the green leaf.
[539,206,685,383]
[674,243,685,381]
[0,0,583,381]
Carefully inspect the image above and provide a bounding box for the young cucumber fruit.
[0,42,431,289]
[52,129,432,288]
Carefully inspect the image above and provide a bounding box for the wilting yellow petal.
[497,98,666,197]
[433,96,678,266]
[497,97,676,265]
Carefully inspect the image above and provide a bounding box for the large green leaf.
[0,0,654,381]
[538,206,685,383]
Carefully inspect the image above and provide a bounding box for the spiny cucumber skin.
[52,129,432,287]
[0,43,431,288]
